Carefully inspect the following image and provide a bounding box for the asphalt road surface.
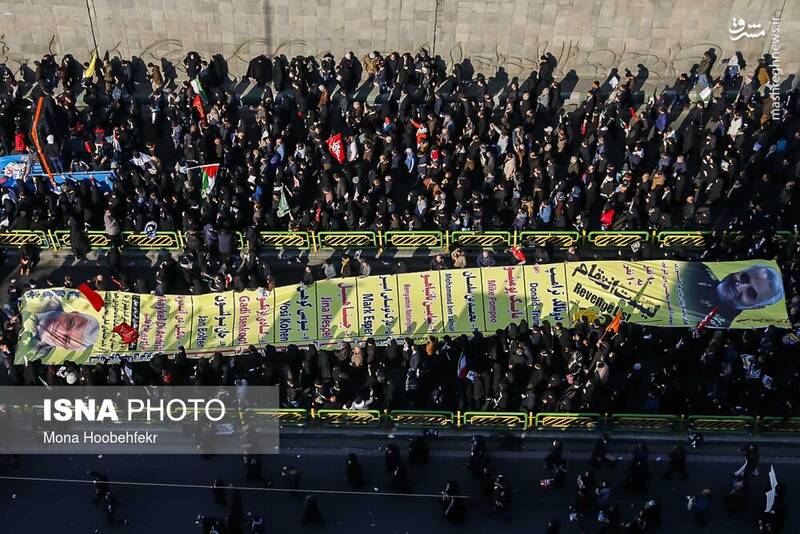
[0,431,796,533]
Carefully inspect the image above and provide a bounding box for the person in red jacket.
[13,129,26,153]
[600,201,616,230]
[507,246,527,265]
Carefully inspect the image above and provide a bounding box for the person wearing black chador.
[245,55,272,87]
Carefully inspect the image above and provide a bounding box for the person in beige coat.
[451,248,467,269]
[147,62,164,92]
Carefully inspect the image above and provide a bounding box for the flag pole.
[84,0,99,55]
[186,163,216,171]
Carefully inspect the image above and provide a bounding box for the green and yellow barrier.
[518,231,580,249]
[657,231,710,249]
[0,230,51,249]
[535,412,601,430]
[686,415,755,433]
[759,417,800,434]
[462,411,527,430]
[53,230,111,249]
[389,410,454,427]
[315,409,382,426]
[123,231,182,250]
[722,231,795,249]
[383,230,443,249]
[610,413,679,433]
[53,230,182,250]
[449,231,512,249]
[248,408,309,426]
[587,231,649,249]
[258,231,312,250]
[316,231,377,249]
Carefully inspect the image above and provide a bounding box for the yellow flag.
[83,53,97,79]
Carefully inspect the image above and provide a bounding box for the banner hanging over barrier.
[16,260,790,364]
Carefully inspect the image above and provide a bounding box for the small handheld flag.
[695,306,719,334]
[113,322,139,344]
[326,133,346,164]
[77,283,104,312]
[277,187,290,218]
[190,78,208,106]
[605,310,623,334]
[192,94,206,122]
[199,163,220,198]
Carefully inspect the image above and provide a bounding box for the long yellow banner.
[16,260,789,364]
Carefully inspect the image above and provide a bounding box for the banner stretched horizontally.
[16,261,790,365]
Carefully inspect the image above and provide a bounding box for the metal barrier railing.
[518,231,580,249]
[610,413,679,433]
[2,229,797,255]
[759,417,800,434]
[0,230,52,249]
[124,231,183,250]
[534,412,602,431]
[449,231,513,249]
[8,405,800,435]
[51,230,183,250]
[248,408,309,426]
[656,231,710,249]
[686,415,755,433]
[52,230,112,249]
[587,231,649,249]
[257,231,312,250]
[314,408,382,426]
[462,411,528,430]
[383,230,444,249]
[316,231,378,249]
[388,410,454,427]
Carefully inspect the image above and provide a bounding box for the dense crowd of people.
[0,47,798,421]
[1,47,798,240]
[0,44,795,534]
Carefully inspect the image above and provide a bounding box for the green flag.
[277,187,290,218]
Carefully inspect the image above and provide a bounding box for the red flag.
[326,133,345,164]
[78,283,104,312]
[695,306,719,333]
[605,310,622,334]
[113,322,139,344]
[192,94,206,122]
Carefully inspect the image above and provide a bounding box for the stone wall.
[1,0,797,83]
